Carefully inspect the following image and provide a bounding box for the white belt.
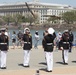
[47,43,53,45]
[24,42,31,44]
[63,42,69,44]
[0,43,7,45]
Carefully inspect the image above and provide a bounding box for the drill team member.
[60,30,70,65]
[22,28,32,67]
[0,28,9,69]
[42,27,56,72]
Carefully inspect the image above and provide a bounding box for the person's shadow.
[56,62,64,65]
[39,62,47,65]
[72,61,76,63]
[39,68,47,72]
[18,63,24,67]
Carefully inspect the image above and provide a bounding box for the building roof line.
[0,2,71,7]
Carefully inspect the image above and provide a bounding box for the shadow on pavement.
[39,62,47,65]
[18,63,24,67]
[56,62,64,65]
[39,68,47,72]
[72,61,76,63]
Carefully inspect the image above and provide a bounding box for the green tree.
[47,15,59,24]
[2,14,13,25]
[21,16,26,22]
[0,16,5,25]
[12,14,23,26]
[2,13,39,26]
[62,11,76,24]
[25,13,39,25]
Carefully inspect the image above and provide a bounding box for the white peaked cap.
[24,28,30,33]
[63,30,68,33]
[36,31,38,32]
[48,27,55,34]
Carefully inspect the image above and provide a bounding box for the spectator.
[34,31,40,49]
[12,31,17,49]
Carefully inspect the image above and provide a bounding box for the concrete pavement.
[0,46,76,75]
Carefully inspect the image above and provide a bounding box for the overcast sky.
[0,0,76,7]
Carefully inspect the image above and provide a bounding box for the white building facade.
[0,2,75,24]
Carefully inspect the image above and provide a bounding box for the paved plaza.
[0,46,76,75]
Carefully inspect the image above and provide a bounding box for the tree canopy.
[62,11,76,24]
[1,13,38,26]
[47,15,60,24]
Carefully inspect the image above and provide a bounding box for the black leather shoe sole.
[1,67,6,69]
[63,63,68,65]
[46,70,52,72]
[23,65,30,67]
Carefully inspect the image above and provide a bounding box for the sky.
[0,0,76,7]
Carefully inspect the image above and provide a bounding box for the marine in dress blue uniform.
[22,28,32,67]
[0,28,9,69]
[60,30,70,65]
[42,28,56,72]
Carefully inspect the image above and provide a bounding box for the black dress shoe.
[1,67,6,69]
[63,63,68,65]
[23,65,30,67]
[65,63,68,65]
[46,70,52,72]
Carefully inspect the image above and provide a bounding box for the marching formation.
[0,27,74,73]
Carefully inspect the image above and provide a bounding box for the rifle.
[25,2,35,18]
